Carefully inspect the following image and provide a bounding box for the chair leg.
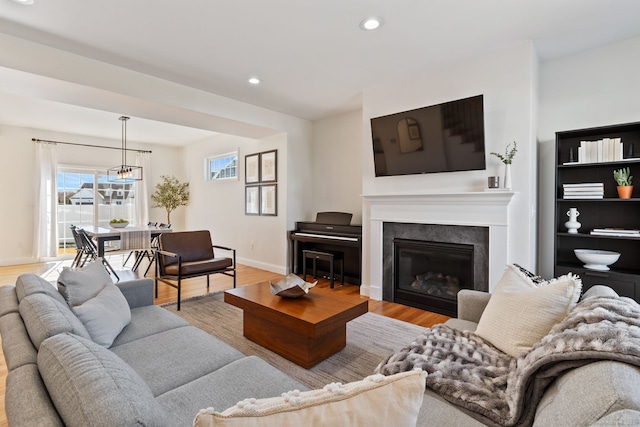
[206,275,210,291]
[177,277,181,311]
[340,259,344,285]
[102,258,119,281]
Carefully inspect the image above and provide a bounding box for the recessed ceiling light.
[10,0,34,5]
[360,17,383,31]
[248,77,261,85]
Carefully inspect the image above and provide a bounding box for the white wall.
[310,110,363,224]
[0,124,183,266]
[182,133,289,273]
[538,35,640,277]
[361,42,539,288]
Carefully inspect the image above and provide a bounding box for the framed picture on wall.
[260,150,277,183]
[260,184,277,216]
[245,185,260,215]
[245,153,260,184]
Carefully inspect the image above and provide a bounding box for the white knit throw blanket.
[375,296,640,427]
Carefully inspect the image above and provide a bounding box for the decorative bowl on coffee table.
[574,249,620,271]
[270,273,317,298]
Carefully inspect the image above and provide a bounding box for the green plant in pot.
[613,167,633,199]
[151,175,190,224]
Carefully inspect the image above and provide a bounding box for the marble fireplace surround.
[364,191,516,300]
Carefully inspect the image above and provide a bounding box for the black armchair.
[154,230,236,310]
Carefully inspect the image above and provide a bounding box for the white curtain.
[34,142,58,259]
[134,151,150,226]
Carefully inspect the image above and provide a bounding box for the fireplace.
[382,222,489,317]
[394,239,474,316]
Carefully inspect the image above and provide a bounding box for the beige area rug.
[162,291,427,389]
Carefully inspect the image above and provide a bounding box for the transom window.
[205,151,238,181]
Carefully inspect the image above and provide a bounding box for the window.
[57,167,135,254]
[205,151,238,181]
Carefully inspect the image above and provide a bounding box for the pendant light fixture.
[107,116,142,182]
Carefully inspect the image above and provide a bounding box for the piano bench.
[302,249,344,288]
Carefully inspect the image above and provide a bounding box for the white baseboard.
[0,257,39,267]
[236,257,287,276]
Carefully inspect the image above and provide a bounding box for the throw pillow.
[193,370,426,427]
[475,264,582,358]
[38,333,168,427]
[57,259,113,307]
[72,283,131,347]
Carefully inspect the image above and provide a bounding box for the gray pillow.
[57,259,113,307]
[18,293,91,349]
[38,333,169,427]
[72,283,131,347]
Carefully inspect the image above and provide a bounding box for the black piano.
[289,212,362,285]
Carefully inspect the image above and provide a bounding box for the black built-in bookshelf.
[555,122,640,302]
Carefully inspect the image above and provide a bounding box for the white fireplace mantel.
[363,191,516,300]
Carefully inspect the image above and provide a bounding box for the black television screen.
[370,95,486,177]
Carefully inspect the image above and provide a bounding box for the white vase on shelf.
[565,208,581,234]
[503,164,512,190]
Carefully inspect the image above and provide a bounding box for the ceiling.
[1,0,640,145]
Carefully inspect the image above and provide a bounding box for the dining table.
[82,225,173,258]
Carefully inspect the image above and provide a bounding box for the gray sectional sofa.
[415,285,640,427]
[0,274,306,426]
[3,271,640,427]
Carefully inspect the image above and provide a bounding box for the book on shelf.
[573,138,623,164]
[563,189,604,194]
[591,231,640,238]
[563,195,604,199]
[592,228,640,234]
[562,183,604,188]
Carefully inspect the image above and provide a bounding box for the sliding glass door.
[57,167,134,254]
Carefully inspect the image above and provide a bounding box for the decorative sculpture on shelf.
[565,208,581,234]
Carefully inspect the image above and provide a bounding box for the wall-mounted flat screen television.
[370,95,486,177]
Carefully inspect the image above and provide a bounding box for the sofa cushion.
[57,259,113,306]
[475,264,581,358]
[38,333,169,427]
[157,356,309,425]
[0,285,19,317]
[6,363,64,427]
[111,305,190,347]
[534,361,640,427]
[19,293,91,349]
[71,283,131,347]
[193,370,426,427]
[15,273,67,305]
[110,325,245,396]
[0,312,38,370]
[164,257,233,276]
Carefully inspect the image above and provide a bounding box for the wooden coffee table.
[224,282,368,368]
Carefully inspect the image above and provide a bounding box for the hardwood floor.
[0,257,449,426]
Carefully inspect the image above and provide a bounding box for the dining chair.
[142,223,171,276]
[70,225,91,268]
[75,228,120,280]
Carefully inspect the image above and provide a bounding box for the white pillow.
[194,370,426,427]
[475,264,582,358]
[72,283,131,347]
[57,259,113,307]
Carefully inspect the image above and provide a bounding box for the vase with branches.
[151,175,190,224]
[490,141,517,189]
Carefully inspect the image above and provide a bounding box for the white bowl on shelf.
[574,249,620,271]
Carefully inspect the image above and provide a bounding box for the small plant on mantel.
[490,141,517,190]
[613,167,633,199]
[490,141,518,164]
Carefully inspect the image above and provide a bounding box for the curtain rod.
[32,138,152,154]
